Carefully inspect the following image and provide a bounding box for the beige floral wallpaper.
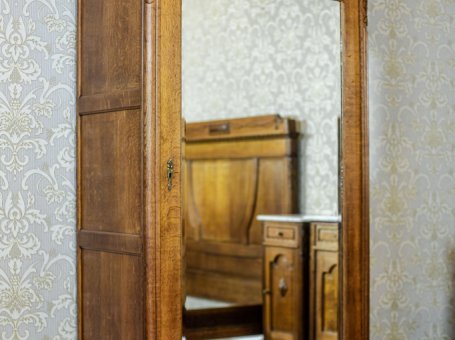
[0,0,76,339]
[182,0,341,216]
[369,0,455,338]
[1,0,455,338]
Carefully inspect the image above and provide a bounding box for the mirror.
[182,0,342,338]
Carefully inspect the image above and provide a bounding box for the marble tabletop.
[256,214,341,223]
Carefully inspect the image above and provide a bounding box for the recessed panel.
[189,159,258,243]
[80,0,141,97]
[81,250,144,339]
[270,252,295,333]
[81,110,141,234]
[321,257,338,335]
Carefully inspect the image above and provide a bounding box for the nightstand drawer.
[267,226,295,240]
[312,223,339,251]
[263,223,300,248]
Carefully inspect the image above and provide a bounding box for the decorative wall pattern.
[0,0,76,339]
[5,0,455,338]
[369,0,455,338]
[182,0,341,216]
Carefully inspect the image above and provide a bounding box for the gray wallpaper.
[0,0,77,339]
[182,0,341,216]
[369,0,455,338]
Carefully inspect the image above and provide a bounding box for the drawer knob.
[278,231,284,237]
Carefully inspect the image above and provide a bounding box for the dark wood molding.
[143,0,183,339]
[77,0,182,339]
[78,89,142,115]
[143,2,156,338]
[340,0,370,339]
[77,0,146,337]
[77,230,142,255]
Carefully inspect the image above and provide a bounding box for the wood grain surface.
[77,0,182,339]
[340,0,370,339]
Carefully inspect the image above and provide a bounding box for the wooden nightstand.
[258,215,340,340]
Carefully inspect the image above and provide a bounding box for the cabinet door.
[310,223,339,340]
[77,0,182,339]
[77,0,143,338]
[315,251,338,340]
[264,247,303,340]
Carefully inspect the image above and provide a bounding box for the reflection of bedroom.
[182,0,341,339]
[183,0,341,217]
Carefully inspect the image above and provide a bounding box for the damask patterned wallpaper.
[0,0,76,339]
[182,0,341,216]
[2,0,454,338]
[369,0,455,338]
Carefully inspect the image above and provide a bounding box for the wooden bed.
[183,114,299,304]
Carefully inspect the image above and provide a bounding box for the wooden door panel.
[79,0,141,97]
[78,0,182,338]
[77,0,147,338]
[310,223,339,340]
[264,246,302,340]
[80,110,142,234]
[81,250,144,339]
[270,252,295,332]
[317,253,338,340]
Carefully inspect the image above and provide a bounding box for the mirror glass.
[182,0,341,338]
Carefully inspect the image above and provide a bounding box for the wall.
[369,0,455,338]
[5,0,455,338]
[0,1,76,339]
[182,0,341,216]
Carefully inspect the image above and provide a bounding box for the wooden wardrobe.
[76,0,182,339]
[76,0,370,339]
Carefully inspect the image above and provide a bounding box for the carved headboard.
[184,114,299,304]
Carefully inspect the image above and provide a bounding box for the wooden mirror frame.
[339,0,369,338]
[77,0,368,339]
[149,0,369,337]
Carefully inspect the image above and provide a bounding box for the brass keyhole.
[167,159,174,191]
[279,278,288,297]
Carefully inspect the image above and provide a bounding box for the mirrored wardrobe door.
[75,0,368,338]
[181,0,346,339]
